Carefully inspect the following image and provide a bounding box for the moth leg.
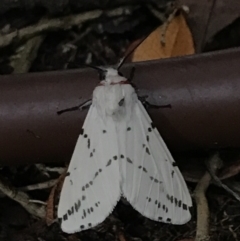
[139,95,171,109]
[128,67,135,82]
[57,99,92,115]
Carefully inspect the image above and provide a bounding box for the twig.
[0,7,135,49]
[182,158,240,183]
[194,172,211,241]
[43,167,66,174]
[7,16,46,76]
[57,99,92,115]
[35,164,51,178]
[35,164,65,177]
[225,180,240,194]
[10,35,45,73]
[218,159,240,180]
[194,153,222,241]
[206,155,240,202]
[29,200,47,205]
[19,179,58,191]
[0,175,45,218]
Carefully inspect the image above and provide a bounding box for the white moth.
[58,67,192,233]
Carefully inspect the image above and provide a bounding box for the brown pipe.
[1,48,240,165]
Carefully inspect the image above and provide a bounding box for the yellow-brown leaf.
[131,13,195,62]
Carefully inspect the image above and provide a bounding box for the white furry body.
[58,68,192,233]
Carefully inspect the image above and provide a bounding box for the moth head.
[87,65,126,84]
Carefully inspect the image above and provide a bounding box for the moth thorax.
[104,68,126,84]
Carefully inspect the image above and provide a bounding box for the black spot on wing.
[171,170,175,177]
[127,127,131,131]
[66,172,70,176]
[118,98,124,106]
[146,197,151,202]
[67,206,74,216]
[63,214,68,221]
[90,149,95,157]
[83,134,88,138]
[87,139,90,149]
[94,171,99,178]
[158,217,162,221]
[106,159,112,166]
[82,195,86,201]
[172,161,177,167]
[148,127,152,132]
[70,180,73,185]
[165,193,188,212]
[120,154,124,159]
[74,199,81,212]
[154,178,160,183]
[138,166,148,173]
[103,130,107,133]
[80,225,85,229]
[151,122,156,129]
[145,147,150,155]
[146,135,149,142]
[67,210,71,216]
[80,128,84,135]
[126,158,133,164]
[143,167,147,173]
[113,155,118,160]
[182,203,188,210]
[174,198,178,206]
[88,223,92,227]
[166,218,171,222]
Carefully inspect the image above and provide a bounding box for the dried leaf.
[219,159,240,180]
[46,184,57,226]
[131,13,195,62]
[45,168,67,226]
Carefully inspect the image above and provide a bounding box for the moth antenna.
[117,34,149,71]
[85,64,108,81]
[85,64,105,72]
